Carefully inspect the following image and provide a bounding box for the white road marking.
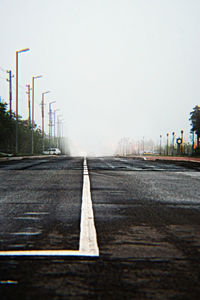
[0,280,18,284]
[0,250,80,256]
[0,158,99,257]
[79,158,99,256]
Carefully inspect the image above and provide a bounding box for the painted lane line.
[0,157,99,257]
[79,158,99,256]
[0,250,80,256]
[0,280,18,285]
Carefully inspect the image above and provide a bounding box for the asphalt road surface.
[0,156,200,299]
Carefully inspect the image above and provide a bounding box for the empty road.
[0,156,199,299]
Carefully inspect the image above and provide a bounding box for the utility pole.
[53,109,59,142]
[48,101,56,148]
[7,70,13,118]
[31,75,42,155]
[26,84,31,126]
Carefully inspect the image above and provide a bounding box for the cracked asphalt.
[0,156,199,299]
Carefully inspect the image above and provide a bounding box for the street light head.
[18,48,30,53]
[34,75,42,79]
[42,90,50,95]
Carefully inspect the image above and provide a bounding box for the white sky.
[0,0,200,155]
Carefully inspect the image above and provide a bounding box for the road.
[0,156,200,299]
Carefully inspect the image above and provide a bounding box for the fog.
[0,0,200,155]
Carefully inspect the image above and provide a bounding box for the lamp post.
[172,132,175,156]
[15,48,30,154]
[143,136,145,154]
[53,109,60,141]
[60,119,65,152]
[41,91,50,152]
[181,130,184,155]
[31,75,42,155]
[166,133,169,156]
[160,135,162,155]
[57,115,63,148]
[48,101,56,147]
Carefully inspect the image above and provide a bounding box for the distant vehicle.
[143,151,153,155]
[143,151,159,155]
[43,148,61,155]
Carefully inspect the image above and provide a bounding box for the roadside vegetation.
[0,102,57,156]
[190,105,200,153]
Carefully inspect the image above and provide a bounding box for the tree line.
[0,102,50,155]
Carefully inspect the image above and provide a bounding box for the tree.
[190,105,200,149]
[0,102,43,155]
[0,102,15,153]
[0,101,69,155]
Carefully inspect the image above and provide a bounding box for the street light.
[31,75,42,155]
[142,136,145,154]
[181,130,184,155]
[53,109,60,140]
[48,101,56,147]
[166,133,169,156]
[172,132,175,156]
[57,114,63,148]
[41,91,50,152]
[15,47,30,154]
[160,135,162,155]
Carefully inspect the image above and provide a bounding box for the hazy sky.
[0,0,200,155]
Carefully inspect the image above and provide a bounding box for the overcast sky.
[0,0,200,155]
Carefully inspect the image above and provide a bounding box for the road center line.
[0,157,99,257]
[79,158,99,256]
